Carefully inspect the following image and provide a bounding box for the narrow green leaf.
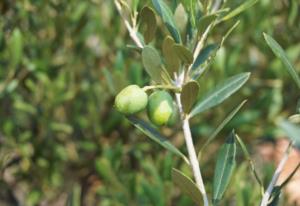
[172,168,203,205]
[181,0,197,27]
[220,21,240,46]
[127,116,189,163]
[263,33,300,89]
[142,46,163,83]
[152,0,181,43]
[235,134,264,192]
[140,6,157,43]
[192,44,218,71]
[213,131,236,205]
[190,73,250,118]
[9,28,23,67]
[181,81,200,114]
[198,100,246,159]
[197,14,217,34]
[221,0,258,21]
[192,21,240,80]
[162,36,180,75]
[173,44,193,65]
[278,119,300,147]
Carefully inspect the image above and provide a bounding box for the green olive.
[166,102,179,126]
[115,85,148,115]
[147,90,177,126]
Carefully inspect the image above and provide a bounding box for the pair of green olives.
[115,85,178,126]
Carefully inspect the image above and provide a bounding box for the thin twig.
[259,141,293,206]
[114,0,144,49]
[175,92,209,206]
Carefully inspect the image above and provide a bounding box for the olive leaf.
[221,0,258,21]
[152,0,181,43]
[8,28,23,67]
[278,119,300,147]
[172,168,203,205]
[213,131,236,205]
[173,44,193,65]
[139,6,157,44]
[127,116,189,164]
[198,100,247,160]
[142,46,163,83]
[264,33,300,89]
[181,81,200,114]
[162,36,180,76]
[191,44,218,71]
[197,14,217,34]
[190,73,250,118]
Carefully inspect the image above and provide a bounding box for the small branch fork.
[114,0,144,49]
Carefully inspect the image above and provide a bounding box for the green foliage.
[1,0,299,205]
[212,131,236,205]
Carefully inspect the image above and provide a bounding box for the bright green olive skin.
[147,90,176,126]
[115,85,148,115]
[166,102,179,126]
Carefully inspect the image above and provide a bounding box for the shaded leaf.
[264,33,300,89]
[162,36,180,75]
[173,44,193,65]
[213,131,236,205]
[190,73,250,118]
[192,44,218,71]
[152,0,181,43]
[199,100,246,159]
[142,46,163,83]
[181,81,200,114]
[235,134,264,191]
[222,0,258,21]
[197,14,217,34]
[172,168,203,205]
[127,116,189,163]
[140,6,157,43]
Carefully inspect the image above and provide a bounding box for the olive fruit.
[115,85,148,115]
[147,90,177,126]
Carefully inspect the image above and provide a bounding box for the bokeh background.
[0,0,299,205]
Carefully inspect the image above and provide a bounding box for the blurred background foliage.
[0,0,299,205]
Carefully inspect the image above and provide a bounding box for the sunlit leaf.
[221,0,258,21]
[264,33,300,89]
[279,119,300,147]
[8,28,23,67]
[142,46,163,83]
[152,0,181,43]
[190,73,250,118]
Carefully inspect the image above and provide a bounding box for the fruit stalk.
[175,92,209,206]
